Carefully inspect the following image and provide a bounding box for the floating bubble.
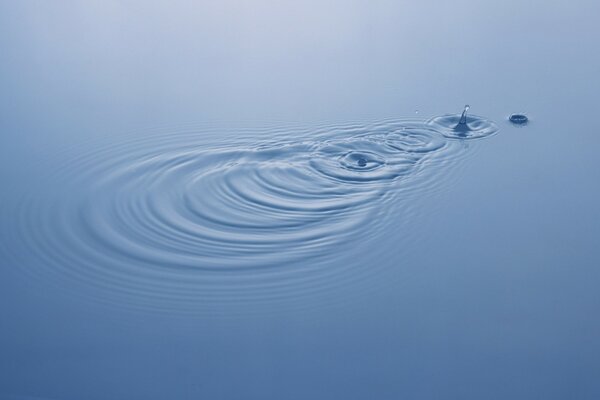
[509,113,529,125]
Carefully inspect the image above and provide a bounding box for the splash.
[427,105,499,139]
[458,104,470,126]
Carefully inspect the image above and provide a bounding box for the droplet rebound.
[458,104,470,126]
[427,105,499,139]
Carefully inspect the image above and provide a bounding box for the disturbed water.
[2,114,497,313]
[2,1,600,399]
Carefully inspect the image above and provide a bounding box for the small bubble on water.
[357,158,367,167]
[509,113,528,125]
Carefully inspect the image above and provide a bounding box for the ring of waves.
[1,118,493,314]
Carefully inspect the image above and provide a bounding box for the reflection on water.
[1,114,498,313]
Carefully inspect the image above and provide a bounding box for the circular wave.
[0,117,497,314]
[427,114,499,139]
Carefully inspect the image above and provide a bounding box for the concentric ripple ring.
[0,117,498,314]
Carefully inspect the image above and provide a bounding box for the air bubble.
[509,114,528,125]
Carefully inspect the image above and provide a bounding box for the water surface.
[1,1,600,399]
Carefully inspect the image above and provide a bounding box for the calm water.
[1,1,600,399]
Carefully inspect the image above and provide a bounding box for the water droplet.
[357,158,367,167]
[458,104,470,125]
[509,113,528,125]
[427,105,499,140]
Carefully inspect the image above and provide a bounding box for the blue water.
[2,1,600,399]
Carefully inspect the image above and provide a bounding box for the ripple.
[341,151,385,171]
[384,127,447,153]
[427,113,499,139]
[0,116,499,314]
